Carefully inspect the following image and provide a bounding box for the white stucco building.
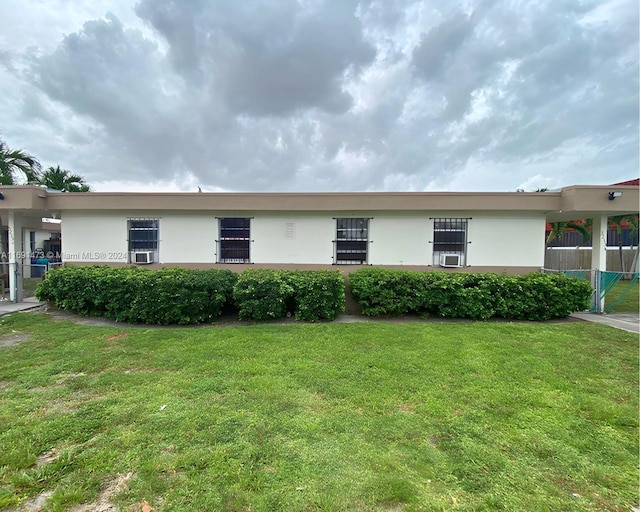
[0,183,638,302]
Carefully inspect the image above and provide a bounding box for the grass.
[606,280,639,313]
[22,278,41,298]
[0,314,637,511]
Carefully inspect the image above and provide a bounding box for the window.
[218,218,251,263]
[128,218,159,262]
[335,218,369,264]
[432,218,468,265]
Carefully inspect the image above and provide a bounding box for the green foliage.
[0,137,42,185]
[232,269,345,321]
[39,165,90,192]
[349,268,592,321]
[289,270,345,322]
[233,269,295,321]
[36,266,237,324]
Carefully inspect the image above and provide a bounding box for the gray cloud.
[135,0,375,116]
[0,0,636,192]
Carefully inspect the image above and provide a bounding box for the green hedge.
[289,270,345,322]
[36,266,588,324]
[232,269,295,321]
[349,268,592,321]
[36,266,237,325]
[37,266,346,324]
[232,269,345,322]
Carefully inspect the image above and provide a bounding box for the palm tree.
[545,220,592,270]
[546,221,591,246]
[0,138,43,285]
[39,165,90,192]
[0,138,42,184]
[608,214,639,275]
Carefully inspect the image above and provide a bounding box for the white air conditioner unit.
[439,253,461,267]
[133,251,154,264]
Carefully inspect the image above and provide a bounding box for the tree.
[546,221,591,246]
[0,138,43,285]
[0,138,42,184]
[39,165,90,192]
[607,214,639,275]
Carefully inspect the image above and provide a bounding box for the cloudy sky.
[0,0,637,193]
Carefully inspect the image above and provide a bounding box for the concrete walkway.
[570,312,640,334]
[0,299,637,334]
[0,298,45,316]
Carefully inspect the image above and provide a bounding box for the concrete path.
[0,300,637,334]
[570,312,640,334]
[0,298,45,316]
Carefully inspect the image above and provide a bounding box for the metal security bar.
[431,218,469,266]
[217,218,251,263]
[334,218,369,264]
[128,218,159,251]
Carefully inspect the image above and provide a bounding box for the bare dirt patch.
[397,403,414,413]
[71,472,135,512]
[0,333,31,347]
[36,448,60,467]
[106,333,129,343]
[15,490,54,511]
[44,398,85,415]
[55,372,86,384]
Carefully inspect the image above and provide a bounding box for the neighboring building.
[0,184,638,301]
[611,178,640,187]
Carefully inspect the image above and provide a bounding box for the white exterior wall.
[251,216,334,264]
[159,215,216,263]
[59,211,546,268]
[62,213,128,263]
[466,214,545,267]
[369,216,431,265]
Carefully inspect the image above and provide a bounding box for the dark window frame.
[431,217,470,265]
[334,218,370,265]
[217,217,251,263]
[127,218,159,262]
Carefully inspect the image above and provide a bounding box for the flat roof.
[0,185,637,221]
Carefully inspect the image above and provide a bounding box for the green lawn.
[0,314,637,511]
[22,277,41,299]
[606,280,639,313]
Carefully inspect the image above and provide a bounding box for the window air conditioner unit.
[439,253,461,268]
[133,251,153,264]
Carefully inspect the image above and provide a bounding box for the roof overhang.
[0,185,636,221]
[0,186,562,213]
[546,185,640,222]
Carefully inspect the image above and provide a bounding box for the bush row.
[233,269,345,321]
[348,268,592,321]
[36,266,345,324]
[37,266,591,324]
[36,266,237,325]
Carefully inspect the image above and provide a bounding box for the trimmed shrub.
[349,268,592,321]
[36,266,237,324]
[347,268,412,316]
[290,270,345,322]
[232,269,346,322]
[233,269,295,321]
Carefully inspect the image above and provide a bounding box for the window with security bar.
[335,218,369,264]
[432,218,469,266]
[218,218,251,263]
[128,218,159,263]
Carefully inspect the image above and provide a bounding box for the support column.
[8,211,17,302]
[591,215,608,313]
